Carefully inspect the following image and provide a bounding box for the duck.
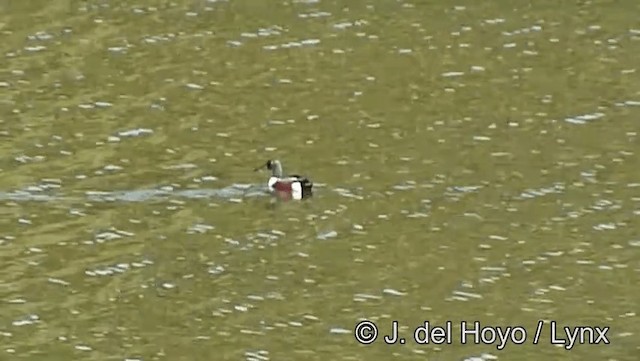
[254,159,313,200]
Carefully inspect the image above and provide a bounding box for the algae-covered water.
[1,1,639,360]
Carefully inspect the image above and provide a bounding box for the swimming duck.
[254,159,313,200]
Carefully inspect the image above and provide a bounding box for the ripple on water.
[186,223,215,234]
[244,350,269,361]
[382,288,407,297]
[185,83,204,90]
[2,3,638,360]
[207,264,225,275]
[628,240,640,247]
[333,20,369,30]
[117,128,154,138]
[515,183,565,200]
[316,230,338,240]
[391,180,417,191]
[48,277,70,286]
[614,100,640,107]
[463,354,498,361]
[85,259,153,277]
[262,38,320,51]
[564,112,605,125]
[448,290,484,302]
[240,26,284,38]
[11,314,40,327]
[442,71,465,78]
[88,228,135,245]
[444,184,484,202]
[333,187,364,200]
[329,327,350,334]
[298,11,331,19]
[353,293,382,302]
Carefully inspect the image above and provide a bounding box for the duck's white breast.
[267,177,278,189]
[291,182,302,200]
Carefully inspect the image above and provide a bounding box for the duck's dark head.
[254,159,274,171]
[254,159,283,177]
[266,160,275,170]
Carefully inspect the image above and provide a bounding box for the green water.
[1,0,639,360]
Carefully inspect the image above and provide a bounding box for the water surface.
[1,0,639,360]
